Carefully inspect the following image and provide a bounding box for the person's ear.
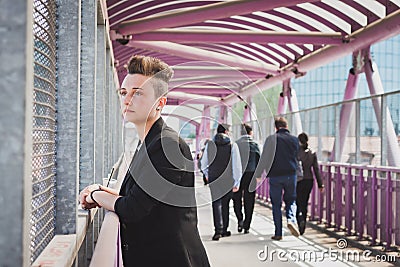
[156,96,167,111]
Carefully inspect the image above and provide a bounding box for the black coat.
[114,118,210,267]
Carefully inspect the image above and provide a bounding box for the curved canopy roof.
[107,0,400,106]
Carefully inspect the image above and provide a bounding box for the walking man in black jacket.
[201,124,242,241]
[233,124,260,234]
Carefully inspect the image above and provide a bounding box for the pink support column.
[243,104,251,123]
[364,57,400,167]
[287,88,303,135]
[219,105,227,124]
[277,93,287,115]
[203,106,211,139]
[330,68,360,162]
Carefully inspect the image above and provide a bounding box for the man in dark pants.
[233,124,260,234]
[256,117,300,240]
[201,124,242,241]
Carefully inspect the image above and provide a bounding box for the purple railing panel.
[344,169,351,235]
[255,162,399,249]
[335,166,343,230]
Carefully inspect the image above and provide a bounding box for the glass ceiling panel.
[391,0,400,8]
[250,43,288,64]
[231,15,287,32]
[268,43,295,60]
[252,11,311,32]
[321,0,367,27]
[297,3,351,33]
[274,7,335,32]
[231,43,281,66]
[205,20,262,31]
[354,0,385,18]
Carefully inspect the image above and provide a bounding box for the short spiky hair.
[126,55,174,97]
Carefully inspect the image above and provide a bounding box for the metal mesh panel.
[30,0,57,263]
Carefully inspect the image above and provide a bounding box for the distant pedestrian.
[233,124,260,234]
[255,117,300,240]
[201,124,242,241]
[296,132,324,235]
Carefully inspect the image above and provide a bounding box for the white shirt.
[201,141,242,188]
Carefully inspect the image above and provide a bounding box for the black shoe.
[244,229,249,234]
[271,235,282,241]
[238,221,243,233]
[212,233,221,241]
[299,220,306,235]
[221,231,231,237]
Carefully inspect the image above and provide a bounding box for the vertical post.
[0,0,34,265]
[385,172,393,250]
[330,68,359,162]
[277,93,287,115]
[287,89,303,135]
[345,169,353,235]
[219,105,227,123]
[80,0,97,189]
[318,165,324,223]
[55,0,81,235]
[95,23,106,184]
[381,95,388,166]
[335,166,342,230]
[334,105,341,162]
[326,165,332,226]
[243,104,251,122]
[364,58,400,166]
[317,108,322,159]
[357,167,365,239]
[203,106,211,139]
[370,169,378,245]
[355,100,361,164]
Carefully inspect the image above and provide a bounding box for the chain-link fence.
[30,0,57,262]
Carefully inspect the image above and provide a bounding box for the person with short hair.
[201,123,242,241]
[233,124,260,234]
[79,55,210,267]
[255,117,300,240]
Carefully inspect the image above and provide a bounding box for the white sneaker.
[287,222,300,237]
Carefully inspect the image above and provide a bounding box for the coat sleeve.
[312,152,323,188]
[114,136,190,223]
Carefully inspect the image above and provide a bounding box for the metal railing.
[256,162,400,250]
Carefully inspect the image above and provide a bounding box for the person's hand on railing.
[79,184,101,210]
